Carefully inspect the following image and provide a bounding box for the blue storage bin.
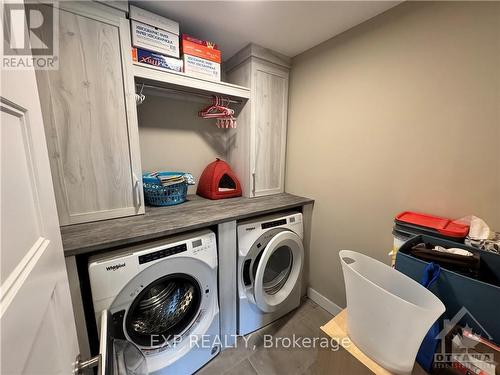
[395,234,500,345]
[142,172,188,206]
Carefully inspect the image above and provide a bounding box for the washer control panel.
[138,243,187,264]
[192,236,213,255]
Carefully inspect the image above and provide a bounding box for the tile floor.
[196,298,333,375]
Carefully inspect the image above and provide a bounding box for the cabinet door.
[252,62,289,196]
[36,3,144,225]
[226,62,253,197]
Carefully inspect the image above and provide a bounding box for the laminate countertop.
[61,193,313,256]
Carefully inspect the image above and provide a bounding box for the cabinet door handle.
[133,173,141,208]
[252,172,256,196]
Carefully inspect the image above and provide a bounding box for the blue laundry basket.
[142,172,188,206]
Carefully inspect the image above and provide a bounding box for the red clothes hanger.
[198,96,237,128]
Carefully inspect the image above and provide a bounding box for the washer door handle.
[253,231,304,313]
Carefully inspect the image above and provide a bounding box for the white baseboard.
[307,287,343,316]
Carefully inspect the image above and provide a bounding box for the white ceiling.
[131,1,401,61]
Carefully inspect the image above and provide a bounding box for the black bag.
[410,242,480,278]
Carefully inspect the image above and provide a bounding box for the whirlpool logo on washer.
[105,263,126,271]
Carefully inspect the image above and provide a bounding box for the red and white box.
[182,38,221,63]
[182,34,218,49]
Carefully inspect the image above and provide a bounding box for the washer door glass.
[125,274,201,348]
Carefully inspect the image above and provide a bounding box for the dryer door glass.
[125,274,201,348]
[253,231,304,313]
[253,246,292,295]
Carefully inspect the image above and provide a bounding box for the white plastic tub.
[339,250,445,374]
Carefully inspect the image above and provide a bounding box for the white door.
[0,5,79,373]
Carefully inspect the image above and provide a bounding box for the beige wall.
[286,1,500,307]
[137,95,228,193]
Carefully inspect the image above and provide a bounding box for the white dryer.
[88,230,220,375]
[237,212,304,335]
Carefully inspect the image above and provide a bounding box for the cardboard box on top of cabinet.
[129,6,180,58]
[132,48,183,72]
[182,35,221,63]
[131,20,180,58]
[182,34,218,49]
[129,5,179,34]
[183,54,221,81]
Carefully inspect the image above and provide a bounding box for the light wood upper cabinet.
[226,45,290,197]
[253,63,288,195]
[36,2,144,225]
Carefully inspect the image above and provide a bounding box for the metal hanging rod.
[135,83,242,104]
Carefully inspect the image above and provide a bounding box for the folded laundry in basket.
[151,172,196,187]
[158,174,184,186]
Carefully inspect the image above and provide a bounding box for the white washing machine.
[237,212,304,336]
[88,230,220,375]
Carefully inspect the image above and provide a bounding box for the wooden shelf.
[133,63,251,102]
